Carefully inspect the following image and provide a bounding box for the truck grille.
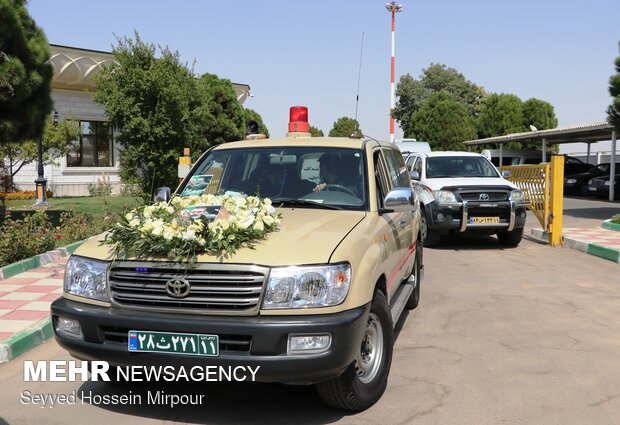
[109,265,266,314]
[459,191,508,201]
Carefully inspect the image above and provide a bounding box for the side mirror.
[409,170,420,181]
[383,188,414,212]
[502,170,511,179]
[154,187,171,203]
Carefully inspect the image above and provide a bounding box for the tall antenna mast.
[386,1,403,143]
[354,32,365,124]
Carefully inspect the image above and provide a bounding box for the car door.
[381,148,415,300]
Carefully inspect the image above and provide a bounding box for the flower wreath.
[102,194,280,264]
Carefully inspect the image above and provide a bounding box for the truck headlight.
[509,190,525,201]
[263,264,351,309]
[565,178,577,184]
[432,190,457,203]
[64,256,109,302]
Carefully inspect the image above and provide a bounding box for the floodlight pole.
[386,1,402,143]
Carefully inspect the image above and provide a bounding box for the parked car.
[481,149,593,174]
[408,151,529,247]
[565,163,620,195]
[587,174,620,200]
[51,106,423,411]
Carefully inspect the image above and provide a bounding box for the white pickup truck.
[406,151,529,247]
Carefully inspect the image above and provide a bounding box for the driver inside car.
[313,152,359,196]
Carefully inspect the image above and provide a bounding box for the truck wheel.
[405,248,421,310]
[497,228,523,247]
[315,291,394,411]
[421,209,440,247]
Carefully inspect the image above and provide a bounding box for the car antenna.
[354,31,364,131]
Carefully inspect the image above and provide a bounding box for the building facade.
[11,45,250,196]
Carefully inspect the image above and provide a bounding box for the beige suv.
[52,118,423,410]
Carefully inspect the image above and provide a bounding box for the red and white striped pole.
[385,2,402,143]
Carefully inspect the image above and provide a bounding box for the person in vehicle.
[313,152,360,196]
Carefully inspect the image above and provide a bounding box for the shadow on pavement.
[563,206,620,221]
[78,379,348,424]
[429,234,518,251]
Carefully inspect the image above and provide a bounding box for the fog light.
[56,317,82,338]
[287,334,331,355]
[436,212,445,221]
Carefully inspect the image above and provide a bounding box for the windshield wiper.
[274,199,342,210]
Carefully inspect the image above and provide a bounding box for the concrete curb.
[530,228,620,264]
[0,318,53,364]
[601,220,620,232]
[0,240,86,280]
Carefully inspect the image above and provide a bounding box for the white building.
[11,45,251,196]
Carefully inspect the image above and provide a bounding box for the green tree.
[608,42,620,130]
[243,108,269,138]
[309,125,324,137]
[522,98,558,131]
[94,33,205,194]
[194,73,245,151]
[409,91,476,151]
[0,116,79,186]
[0,0,53,145]
[328,117,361,137]
[394,63,485,136]
[476,94,527,149]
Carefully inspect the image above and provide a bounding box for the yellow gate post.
[548,155,564,246]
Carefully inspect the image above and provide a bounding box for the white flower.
[253,220,264,231]
[128,218,140,228]
[151,220,164,236]
[163,226,176,241]
[262,214,275,226]
[125,212,135,221]
[238,213,254,229]
[181,229,196,241]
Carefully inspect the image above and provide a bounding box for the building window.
[67,121,114,167]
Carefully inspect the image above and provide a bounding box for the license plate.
[470,216,500,224]
[128,330,219,357]
[589,187,597,191]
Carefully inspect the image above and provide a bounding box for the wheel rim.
[355,312,384,384]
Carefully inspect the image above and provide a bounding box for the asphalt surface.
[1,215,619,424]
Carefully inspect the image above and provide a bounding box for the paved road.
[1,229,619,425]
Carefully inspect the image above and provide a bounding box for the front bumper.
[424,200,529,234]
[51,297,370,384]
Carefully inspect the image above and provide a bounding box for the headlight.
[263,264,351,309]
[604,181,610,186]
[588,179,594,185]
[432,190,457,203]
[566,178,577,184]
[509,190,525,201]
[64,256,109,302]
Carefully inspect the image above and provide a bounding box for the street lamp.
[385,1,403,143]
[34,110,58,207]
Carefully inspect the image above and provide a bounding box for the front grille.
[100,326,252,353]
[109,266,266,313]
[459,191,508,201]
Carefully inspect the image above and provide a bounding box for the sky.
[27,0,619,154]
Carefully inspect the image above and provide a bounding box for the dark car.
[587,173,620,200]
[565,163,620,195]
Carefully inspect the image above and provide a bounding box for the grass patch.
[5,196,142,215]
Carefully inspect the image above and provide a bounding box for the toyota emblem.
[479,193,490,201]
[165,278,191,298]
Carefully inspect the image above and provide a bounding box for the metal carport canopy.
[462,121,618,201]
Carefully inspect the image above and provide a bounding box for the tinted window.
[426,156,500,178]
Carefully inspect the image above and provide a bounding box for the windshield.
[179,147,367,210]
[426,156,500,178]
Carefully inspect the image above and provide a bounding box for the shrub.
[611,214,620,225]
[0,211,56,266]
[56,211,119,245]
[3,190,54,200]
[87,175,113,197]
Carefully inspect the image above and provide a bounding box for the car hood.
[74,208,366,266]
[424,177,517,191]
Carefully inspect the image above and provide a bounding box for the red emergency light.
[288,106,310,133]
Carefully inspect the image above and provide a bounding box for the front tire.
[315,291,394,411]
[421,208,440,247]
[497,228,523,247]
